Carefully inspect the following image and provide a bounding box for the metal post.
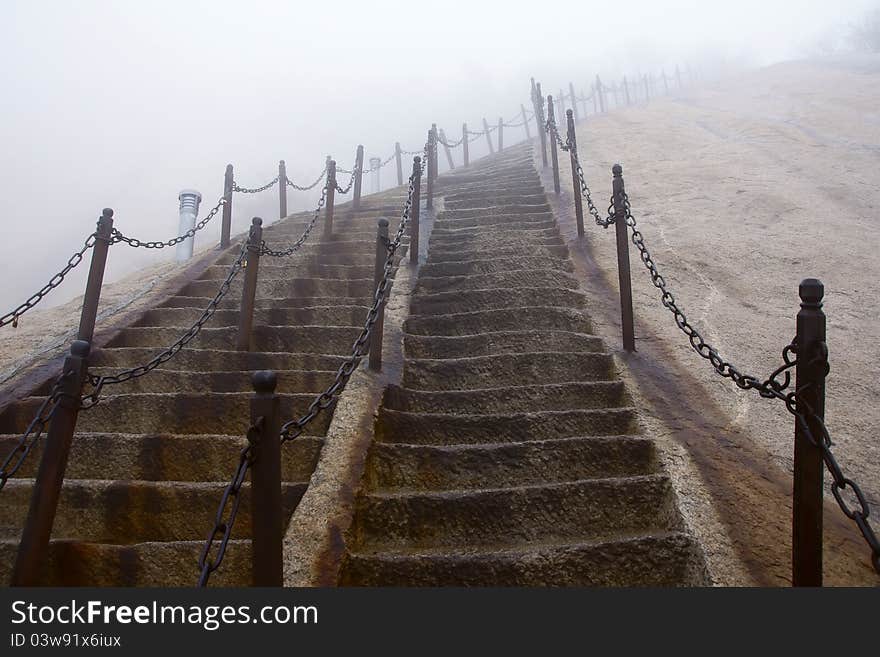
[395,142,403,186]
[569,82,579,122]
[11,340,90,585]
[221,164,233,248]
[596,75,606,113]
[426,131,434,210]
[353,145,364,210]
[623,76,631,106]
[249,370,282,587]
[278,160,287,219]
[439,129,454,169]
[236,218,263,352]
[482,118,495,154]
[324,160,336,237]
[611,165,635,352]
[792,278,826,587]
[176,190,202,264]
[535,82,548,167]
[430,124,439,181]
[462,123,470,167]
[567,110,584,237]
[409,157,421,266]
[521,104,531,139]
[547,96,560,194]
[77,209,114,344]
[497,117,503,151]
[369,218,389,371]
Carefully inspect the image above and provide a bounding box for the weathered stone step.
[440,192,548,207]
[0,433,322,482]
[439,186,547,202]
[375,408,638,445]
[340,533,706,586]
[0,539,251,587]
[0,479,306,543]
[215,251,400,267]
[427,244,569,263]
[83,368,336,394]
[90,347,347,372]
[161,295,368,310]
[403,352,614,389]
[106,325,361,353]
[181,276,373,300]
[0,393,332,436]
[409,288,587,315]
[134,306,370,330]
[414,269,579,293]
[434,214,554,230]
[350,475,679,551]
[403,330,603,359]
[383,381,628,414]
[404,307,592,337]
[202,263,375,280]
[428,226,561,242]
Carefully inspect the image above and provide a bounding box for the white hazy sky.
[1,0,875,310]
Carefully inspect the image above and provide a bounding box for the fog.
[1,0,875,311]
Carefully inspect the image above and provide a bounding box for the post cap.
[226,163,233,172]
[251,217,263,226]
[70,339,91,358]
[414,156,421,164]
[567,109,573,117]
[279,159,285,166]
[101,208,114,218]
[179,189,202,202]
[612,164,624,176]
[799,278,824,304]
[377,218,389,227]
[252,370,278,394]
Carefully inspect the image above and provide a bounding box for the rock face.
[339,145,709,586]
[0,198,406,586]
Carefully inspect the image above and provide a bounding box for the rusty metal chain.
[197,416,263,586]
[1,232,98,328]
[0,372,70,491]
[260,186,327,257]
[81,240,248,402]
[111,197,226,250]
[286,167,327,191]
[278,157,424,445]
[233,177,279,194]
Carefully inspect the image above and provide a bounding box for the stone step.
[383,381,628,414]
[403,330,604,359]
[215,251,400,267]
[409,288,587,315]
[404,307,592,337]
[0,432,322,482]
[433,214,555,230]
[201,263,375,280]
[418,257,573,279]
[428,226,560,241]
[83,368,336,394]
[414,269,579,293]
[340,533,706,586]
[403,352,615,389]
[90,347,347,372]
[161,295,369,310]
[0,479,306,543]
[181,276,374,300]
[426,244,569,263]
[133,306,370,330]
[374,408,638,445]
[0,539,252,587]
[350,475,679,551]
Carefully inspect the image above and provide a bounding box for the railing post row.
[325,159,336,237]
[410,157,422,266]
[547,95,560,194]
[236,217,263,352]
[221,164,233,249]
[249,370,283,586]
[353,145,364,211]
[792,278,826,587]
[566,110,584,237]
[369,218,389,371]
[278,160,287,219]
[77,209,114,344]
[462,123,470,167]
[611,165,635,352]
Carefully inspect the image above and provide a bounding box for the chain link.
[112,197,226,250]
[232,177,279,194]
[260,185,327,257]
[286,167,327,192]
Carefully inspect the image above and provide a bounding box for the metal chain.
[1,232,97,328]
[111,197,226,250]
[81,240,249,402]
[335,165,357,194]
[260,185,327,257]
[197,416,263,586]
[287,167,327,191]
[439,133,465,148]
[232,177,279,194]
[0,372,70,490]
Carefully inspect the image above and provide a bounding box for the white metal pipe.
[370,157,381,194]
[176,189,202,263]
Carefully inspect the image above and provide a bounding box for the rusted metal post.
[369,218,389,371]
[438,128,454,170]
[77,208,114,344]
[611,165,635,352]
[410,157,422,266]
[426,131,434,210]
[792,278,826,587]
[236,218,263,352]
[567,110,584,237]
[497,117,504,151]
[11,340,90,586]
[547,96,560,194]
[462,123,470,167]
[482,118,495,154]
[596,75,606,113]
[395,142,403,186]
[569,82,579,122]
[520,104,532,139]
[353,144,364,210]
[535,82,548,167]
[324,160,336,237]
[249,370,282,587]
[278,160,287,219]
[623,76,631,106]
[221,164,233,249]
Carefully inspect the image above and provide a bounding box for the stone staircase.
[339,145,709,585]
[0,195,405,586]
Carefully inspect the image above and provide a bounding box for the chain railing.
[260,185,327,257]
[232,176,280,194]
[286,167,327,191]
[111,197,226,250]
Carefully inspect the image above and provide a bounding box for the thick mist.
[1,0,874,311]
